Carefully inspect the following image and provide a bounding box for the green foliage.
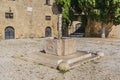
[56,0,72,24]
[37,63,43,66]
[56,0,120,25]
[115,8,120,24]
[78,0,120,25]
[59,69,69,74]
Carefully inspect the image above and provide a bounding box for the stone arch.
[75,23,81,31]
[45,27,52,37]
[5,26,15,39]
[74,22,85,33]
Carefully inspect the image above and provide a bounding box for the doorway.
[45,27,52,37]
[5,26,15,39]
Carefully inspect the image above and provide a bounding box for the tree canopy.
[56,0,120,25]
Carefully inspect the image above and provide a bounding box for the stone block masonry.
[0,0,58,39]
[45,38,76,56]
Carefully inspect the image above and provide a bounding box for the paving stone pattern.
[0,38,120,80]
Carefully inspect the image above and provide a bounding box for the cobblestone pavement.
[0,38,120,80]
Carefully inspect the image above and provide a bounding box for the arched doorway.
[5,26,15,39]
[75,23,85,33]
[45,27,52,37]
[75,23,81,32]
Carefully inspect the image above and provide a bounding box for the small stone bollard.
[57,61,70,71]
[97,52,104,57]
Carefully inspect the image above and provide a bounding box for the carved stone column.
[58,14,62,39]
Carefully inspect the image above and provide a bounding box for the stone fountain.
[44,14,101,71]
[14,14,102,71]
[45,14,76,56]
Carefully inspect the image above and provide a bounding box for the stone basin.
[45,38,76,56]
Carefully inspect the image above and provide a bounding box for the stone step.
[66,53,92,64]
[13,51,100,70]
[69,55,100,69]
[27,53,59,68]
[70,33,85,37]
[57,54,99,71]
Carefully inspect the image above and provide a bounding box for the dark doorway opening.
[5,26,15,39]
[45,27,52,37]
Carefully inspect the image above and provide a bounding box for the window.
[45,16,51,20]
[5,12,13,19]
[45,0,50,5]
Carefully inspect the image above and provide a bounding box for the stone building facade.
[0,0,58,39]
[0,0,119,39]
[69,20,120,38]
[108,25,120,38]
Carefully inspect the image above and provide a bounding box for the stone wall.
[108,25,120,38]
[70,20,120,38]
[0,0,58,39]
[45,38,76,56]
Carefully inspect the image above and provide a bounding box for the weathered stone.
[97,52,104,57]
[62,38,76,55]
[0,0,58,39]
[57,61,70,71]
[108,25,120,38]
[58,14,62,39]
[45,39,63,56]
[45,38,76,56]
